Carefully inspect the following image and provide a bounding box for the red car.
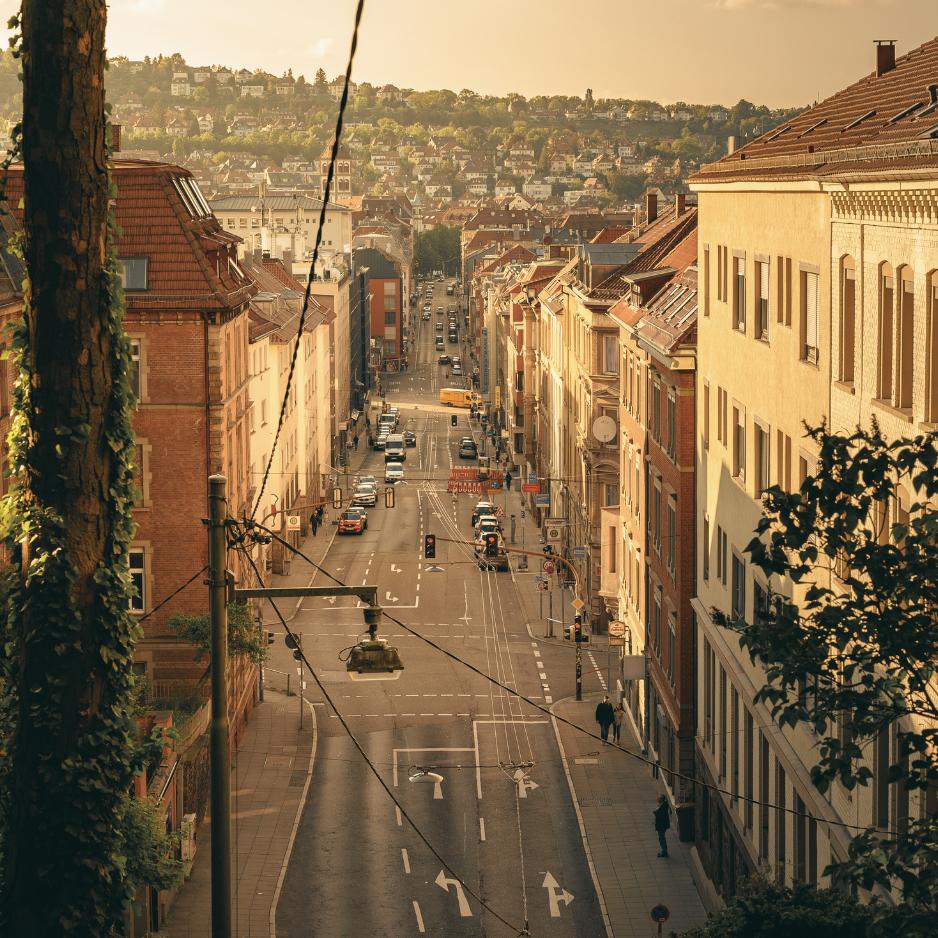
[338,507,368,535]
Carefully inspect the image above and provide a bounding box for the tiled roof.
[634,266,698,356]
[694,36,938,181]
[210,195,344,212]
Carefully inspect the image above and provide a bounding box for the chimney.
[675,193,686,217]
[727,135,737,155]
[645,191,658,224]
[876,40,896,77]
[108,123,122,154]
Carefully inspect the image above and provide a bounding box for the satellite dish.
[591,415,617,444]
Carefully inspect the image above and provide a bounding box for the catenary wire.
[239,519,889,835]
[138,565,207,623]
[236,547,528,935]
[251,0,365,520]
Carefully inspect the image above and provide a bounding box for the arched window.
[878,263,894,400]
[840,256,856,384]
[927,273,938,424]
[895,267,915,411]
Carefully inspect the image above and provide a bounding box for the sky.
[4,0,936,107]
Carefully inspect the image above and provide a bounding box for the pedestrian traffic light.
[484,533,499,557]
[451,414,458,428]
[266,630,275,646]
[573,614,583,643]
[424,533,436,559]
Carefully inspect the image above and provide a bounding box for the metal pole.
[208,474,232,938]
[549,586,553,636]
[575,642,582,701]
[299,635,304,730]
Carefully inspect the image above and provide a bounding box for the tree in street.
[718,423,938,930]
[0,2,142,933]
[415,225,461,278]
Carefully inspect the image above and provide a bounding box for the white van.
[384,433,406,462]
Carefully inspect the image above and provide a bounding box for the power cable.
[236,546,528,936]
[251,0,365,520]
[138,565,207,623]
[238,520,887,835]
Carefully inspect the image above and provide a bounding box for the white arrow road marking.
[327,596,336,605]
[542,872,574,917]
[435,870,472,917]
[513,770,539,799]
[385,591,399,602]
[390,563,403,573]
[433,778,443,800]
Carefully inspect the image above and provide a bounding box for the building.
[319,144,354,199]
[353,245,405,380]
[688,36,938,900]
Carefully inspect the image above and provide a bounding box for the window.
[703,381,710,450]
[755,422,770,495]
[702,515,710,582]
[717,525,728,586]
[652,483,661,552]
[733,255,746,331]
[608,526,617,573]
[603,483,617,507]
[744,709,754,831]
[756,259,769,340]
[719,666,727,779]
[759,733,770,860]
[666,392,676,460]
[118,257,148,291]
[928,276,938,423]
[129,548,146,613]
[129,339,142,398]
[384,311,396,324]
[731,687,739,799]
[653,589,662,653]
[777,255,792,326]
[703,639,714,749]
[776,762,787,882]
[717,386,728,446]
[667,497,676,575]
[879,265,894,399]
[132,442,150,508]
[651,383,661,442]
[731,553,745,619]
[896,268,914,410]
[840,258,856,383]
[794,792,807,883]
[667,613,676,683]
[238,218,247,229]
[754,580,770,625]
[800,269,819,363]
[602,335,618,375]
[732,404,746,481]
[703,246,711,317]
[776,430,792,491]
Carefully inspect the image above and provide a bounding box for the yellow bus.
[439,388,481,408]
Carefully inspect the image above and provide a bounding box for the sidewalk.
[553,693,707,938]
[161,689,314,938]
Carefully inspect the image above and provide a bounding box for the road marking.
[545,695,553,704]
[542,871,574,917]
[479,817,486,841]
[401,848,411,874]
[395,806,402,826]
[533,650,541,658]
[435,870,472,917]
[412,900,425,934]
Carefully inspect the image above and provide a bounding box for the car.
[378,416,396,432]
[350,484,377,508]
[471,501,497,526]
[372,434,387,451]
[452,364,462,375]
[358,475,377,487]
[435,338,444,350]
[403,430,417,447]
[448,334,458,344]
[385,461,404,484]
[338,507,368,535]
[476,518,502,539]
[423,311,430,320]
[435,322,444,332]
[458,439,478,459]
[437,307,444,315]
[438,354,450,365]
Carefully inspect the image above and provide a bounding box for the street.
[273,279,607,937]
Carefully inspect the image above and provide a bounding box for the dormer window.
[118,257,148,291]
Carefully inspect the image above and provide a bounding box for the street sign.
[542,560,556,575]
[536,580,548,592]
[286,515,301,531]
[522,482,540,493]
[534,494,551,507]
[573,545,587,559]
[571,598,585,611]
[545,524,562,543]
[527,471,537,485]
[608,635,626,646]
[608,620,626,637]
[651,904,670,923]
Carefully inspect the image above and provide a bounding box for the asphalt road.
[274,279,606,938]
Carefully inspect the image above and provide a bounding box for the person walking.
[595,695,614,744]
[504,469,513,491]
[353,435,359,451]
[612,702,624,744]
[316,504,325,527]
[310,511,319,536]
[653,794,671,857]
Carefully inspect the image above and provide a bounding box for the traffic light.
[450,414,458,428]
[484,533,499,557]
[266,630,275,646]
[285,632,303,660]
[424,533,436,559]
[573,614,584,643]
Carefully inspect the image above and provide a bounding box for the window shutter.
[759,261,769,300]
[806,272,818,351]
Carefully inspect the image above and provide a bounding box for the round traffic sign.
[536,580,548,592]
[650,904,670,923]
[542,560,556,575]
[608,620,626,637]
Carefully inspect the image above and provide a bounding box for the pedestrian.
[353,435,359,451]
[310,512,319,536]
[504,469,513,490]
[612,702,624,744]
[653,794,671,858]
[367,433,373,448]
[595,694,614,744]
[316,504,325,526]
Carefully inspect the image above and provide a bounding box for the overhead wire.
[237,518,889,835]
[251,0,365,520]
[138,565,207,623]
[235,546,527,935]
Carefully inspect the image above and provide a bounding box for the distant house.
[215,68,233,85]
[196,113,214,133]
[128,60,145,74]
[241,84,265,98]
[165,117,188,138]
[466,179,489,196]
[193,69,212,84]
[275,78,295,96]
[709,107,728,122]
[495,178,517,197]
[523,179,552,200]
[377,84,403,102]
[170,81,192,98]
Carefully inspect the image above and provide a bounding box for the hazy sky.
[4,1,936,107]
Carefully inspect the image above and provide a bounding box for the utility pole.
[576,641,582,701]
[208,474,232,938]
[298,633,305,730]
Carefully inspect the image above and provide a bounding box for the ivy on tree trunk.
[0,2,142,934]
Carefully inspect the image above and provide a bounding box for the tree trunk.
[3,2,139,934]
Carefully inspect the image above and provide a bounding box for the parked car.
[423,311,431,320]
[373,434,387,451]
[435,322,444,332]
[338,507,368,534]
[458,438,478,459]
[403,430,417,447]
[471,501,497,526]
[358,475,377,487]
[385,461,404,484]
[350,484,377,508]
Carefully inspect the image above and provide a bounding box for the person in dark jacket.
[595,695,615,743]
[653,794,671,857]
